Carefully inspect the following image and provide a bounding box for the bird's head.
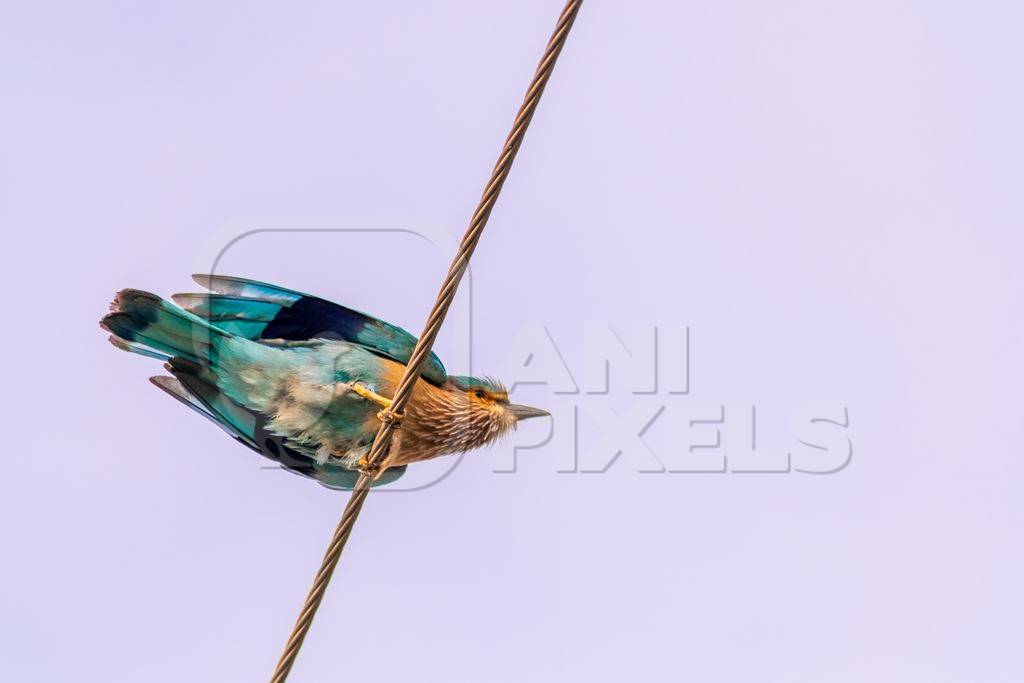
[443,375,549,449]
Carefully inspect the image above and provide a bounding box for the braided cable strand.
[268,2,582,680]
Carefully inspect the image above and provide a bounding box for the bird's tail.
[101,289,230,365]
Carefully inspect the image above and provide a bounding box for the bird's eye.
[473,389,486,399]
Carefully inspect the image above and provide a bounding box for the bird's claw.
[357,456,380,477]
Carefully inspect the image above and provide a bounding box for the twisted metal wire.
[268,2,583,681]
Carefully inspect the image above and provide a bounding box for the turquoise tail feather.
[108,335,172,362]
[101,289,227,365]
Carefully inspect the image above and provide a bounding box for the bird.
[100,274,549,489]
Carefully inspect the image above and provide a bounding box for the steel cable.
[269,3,583,679]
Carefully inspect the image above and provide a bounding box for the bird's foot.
[356,455,380,476]
[358,456,396,482]
[348,381,393,409]
[376,407,404,427]
[348,382,404,428]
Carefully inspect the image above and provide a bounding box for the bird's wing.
[149,374,406,490]
[175,275,448,387]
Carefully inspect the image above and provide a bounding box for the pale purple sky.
[3,1,1023,681]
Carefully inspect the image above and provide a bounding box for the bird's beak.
[508,403,550,421]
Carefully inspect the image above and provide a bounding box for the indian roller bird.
[100,275,549,489]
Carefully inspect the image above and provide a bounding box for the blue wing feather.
[179,275,448,386]
[151,367,405,490]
